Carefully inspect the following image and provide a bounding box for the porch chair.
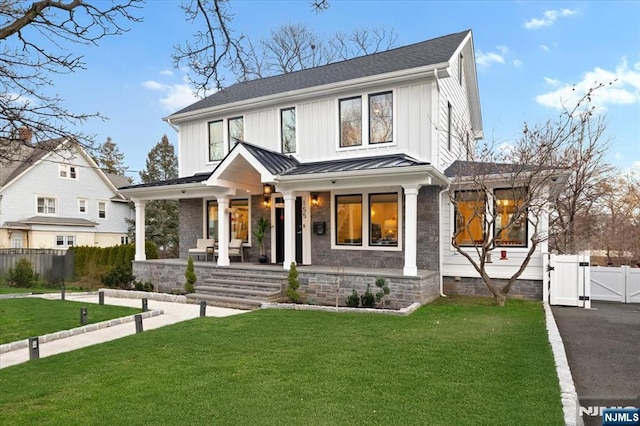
[228,238,244,262]
[188,238,215,261]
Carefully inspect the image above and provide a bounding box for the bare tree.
[448,85,610,306]
[331,27,397,61]
[0,0,142,164]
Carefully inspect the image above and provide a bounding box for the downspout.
[439,186,450,297]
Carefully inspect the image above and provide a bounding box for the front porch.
[133,259,441,309]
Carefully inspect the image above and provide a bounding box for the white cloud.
[536,58,640,111]
[476,49,505,68]
[540,44,550,52]
[160,69,174,77]
[544,77,560,85]
[512,59,523,67]
[143,76,200,112]
[497,45,509,55]
[524,8,578,29]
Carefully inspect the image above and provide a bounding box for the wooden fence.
[0,249,74,283]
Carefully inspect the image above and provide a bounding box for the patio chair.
[188,238,215,261]
[228,238,244,262]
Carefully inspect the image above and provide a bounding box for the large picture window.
[454,191,485,246]
[207,201,218,240]
[339,97,362,147]
[208,120,224,161]
[206,199,250,243]
[228,116,244,149]
[336,194,362,245]
[369,92,393,144]
[281,107,296,153]
[494,188,527,247]
[369,193,398,246]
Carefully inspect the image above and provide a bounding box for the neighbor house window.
[369,193,398,246]
[339,97,362,147]
[447,102,452,151]
[56,235,75,247]
[494,188,527,247]
[228,116,244,149]
[59,164,78,180]
[208,120,224,161]
[454,190,485,246]
[98,201,107,219]
[78,198,87,214]
[281,107,296,153]
[336,194,362,245]
[121,236,129,244]
[11,232,23,248]
[37,197,56,215]
[369,92,393,144]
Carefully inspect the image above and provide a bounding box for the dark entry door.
[275,196,303,264]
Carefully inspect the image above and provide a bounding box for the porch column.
[134,200,147,261]
[283,191,296,270]
[217,196,230,266]
[402,185,421,276]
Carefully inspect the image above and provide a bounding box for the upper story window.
[369,92,393,144]
[98,201,107,219]
[37,196,56,215]
[228,116,244,150]
[78,198,87,214]
[281,107,296,153]
[339,97,362,147]
[208,120,224,161]
[453,190,485,247]
[59,164,77,180]
[494,188,527,247]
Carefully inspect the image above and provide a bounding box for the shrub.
[185,256,196,293]
[360,284,375,308]
[134,281,155,292]
[285,262,301,303]
[8,258,35,288]
[374,276,391,307]
[145,241,159,259]
[346,289,360,307]
[100,265,135,289]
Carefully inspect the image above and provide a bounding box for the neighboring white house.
[121,30,555,302]
[0,138,132,249]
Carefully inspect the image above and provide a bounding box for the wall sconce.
[311,193,319,207]
[263,183,275,195]
[263,196,271,207]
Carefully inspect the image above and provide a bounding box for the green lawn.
[0,298,141,344]
[0,297,563,425]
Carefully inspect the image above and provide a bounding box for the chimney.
[18,127,33,144]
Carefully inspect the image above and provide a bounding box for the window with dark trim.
[339,97,362,147]
[453,190,485,246]
[369,193,398,246]
[208,120,224,161]
[228,116,244,150]
[369,92,393,144]
[206,199,250,243]
[335,194,362,245]
[281,107,296,153]
[494,188,527,247]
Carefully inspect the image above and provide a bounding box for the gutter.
[439,186,450,298]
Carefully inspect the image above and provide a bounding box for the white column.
[283,191,296,270]
[134,200,147,261]
[403,185,420,276]
[217,196,230,266]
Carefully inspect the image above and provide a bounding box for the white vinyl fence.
[590,266,640,304]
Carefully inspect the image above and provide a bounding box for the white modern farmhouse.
[122,30,553,308]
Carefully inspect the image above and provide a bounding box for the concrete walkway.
[0,293,247,369]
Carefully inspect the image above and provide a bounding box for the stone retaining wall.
[443,276,543,300]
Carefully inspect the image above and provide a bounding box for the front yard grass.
[0,298,141,344]
[0,296,563,425]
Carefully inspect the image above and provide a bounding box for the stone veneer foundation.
[443,276,543,300]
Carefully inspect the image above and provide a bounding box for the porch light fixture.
[311,193,319,207]
[263,183,275,195]
[263,196,271,207]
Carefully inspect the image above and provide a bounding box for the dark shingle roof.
[283,153,427,176]
[171,30,470,116]
[118,172,212,190]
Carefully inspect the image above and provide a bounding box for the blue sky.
[50,1,640,180]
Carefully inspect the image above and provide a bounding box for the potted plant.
[253,216,270,263]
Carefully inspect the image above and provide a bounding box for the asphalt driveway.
[552,301,640,425]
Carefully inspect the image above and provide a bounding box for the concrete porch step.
[194,284,281,299]
[186,293,266,310]
[208,271,288,282]
[201,278,283,290]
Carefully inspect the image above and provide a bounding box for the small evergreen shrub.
[8,258,35,288]
[185,256,196,293]
[134,281,155,292]
[374,276,391,307]
[285,262,301,303]
[346,289,360,307]
[100,265,135,289]
[360,284,375,308]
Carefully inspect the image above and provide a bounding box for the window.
[56,235,75,247]
[98,201,107,219]
[369,193,398,246]
[37,197,56,215]
[121,236,129,244]
[207,201,218,240]
[67,236,75,246]
[11,232,23,248]
[78,198,87,213]
[447,102,452,151]
[458,53,464,84]
[206,199,250,243]
[339,97,362,147]
[208,120,224,161]
[228,116,244,149]
[454,191,485,246]
[59,165,77,180]
[369,92,393,144]
[336,194,362,245]
[281,107,296,153]
[56,235,64,246]
[494,188,527,247]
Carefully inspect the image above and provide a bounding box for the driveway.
[552,301,640,426]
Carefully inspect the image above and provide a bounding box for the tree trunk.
[494,293,506,307]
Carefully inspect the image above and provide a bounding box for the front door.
[275,196,303,264]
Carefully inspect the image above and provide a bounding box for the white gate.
[591,266,640,303]
[549,254,591,308]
